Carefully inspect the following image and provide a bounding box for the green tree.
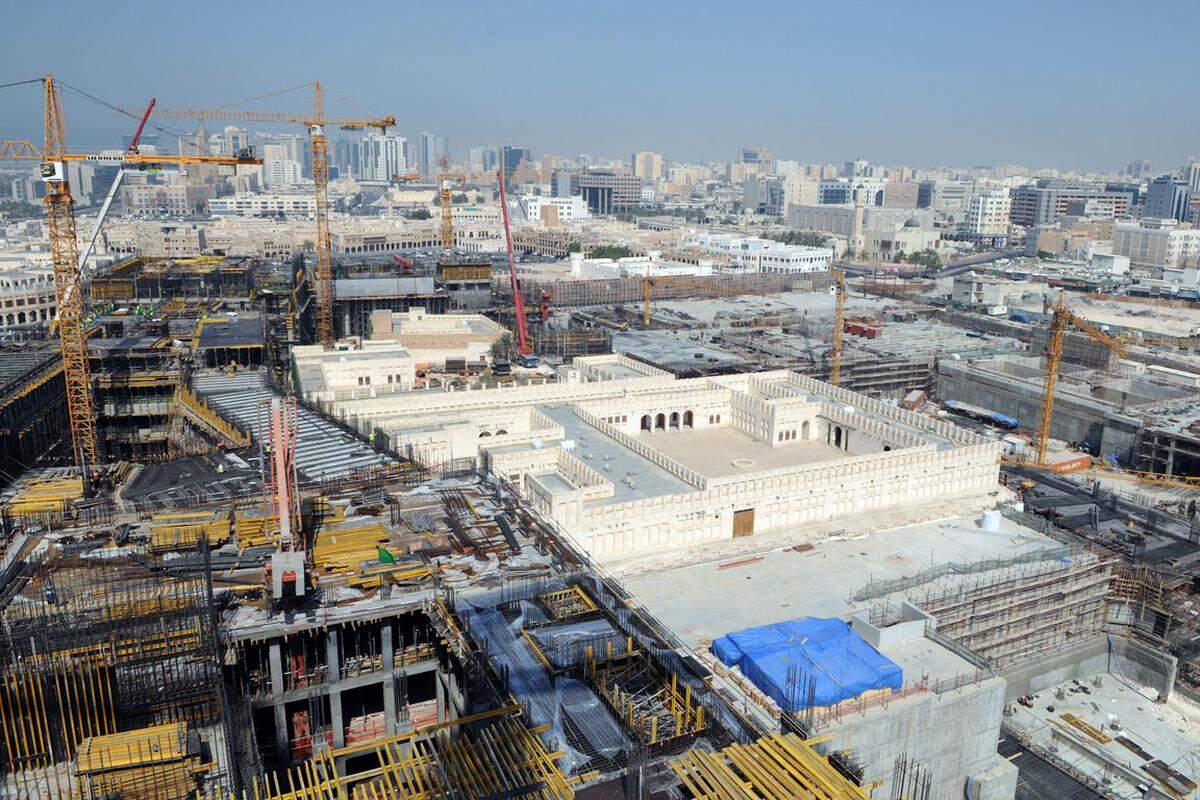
[451,192,468,204]
[490,332,514,361]
[903,249,941,269]
[407,208,432,220]
[0,200,40,219]
[566,242,583,253]
[589,245,633,259]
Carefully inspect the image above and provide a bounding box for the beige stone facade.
[306,355,1000,561]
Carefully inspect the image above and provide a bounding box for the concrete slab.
[1007,674,1200,798]
[622,513,1059,648]
[641,427,844,479]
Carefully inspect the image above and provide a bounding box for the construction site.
[2,74,1200,800]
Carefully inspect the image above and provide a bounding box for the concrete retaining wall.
[999,634,1177,701]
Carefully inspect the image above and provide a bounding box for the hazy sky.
[2,0,1197,172]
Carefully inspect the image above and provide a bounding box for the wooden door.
[732,508,755,537]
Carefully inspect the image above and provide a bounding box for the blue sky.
[1,0,1196,171]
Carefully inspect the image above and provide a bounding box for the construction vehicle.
[2,76,261,468]
[1033,290,1127,465]
[391,254,414,274]
[122,83,394,348]
[496,162,538,368]
[830,260,846,386]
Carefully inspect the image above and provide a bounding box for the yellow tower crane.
[830,261,847,386]
[2,76,260,468]
[1034,290,1127,466]
[439,153,454,251]
[123,84,394,348]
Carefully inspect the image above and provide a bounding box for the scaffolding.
[669,731,874,800]
[866,550,1112,669]
[0,546,237,800]
[496,272,828,309]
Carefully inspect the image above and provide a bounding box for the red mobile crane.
[497,166,538,367]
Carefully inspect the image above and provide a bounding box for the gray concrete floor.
[621,513,1057,647]
[1007,674,1200,799]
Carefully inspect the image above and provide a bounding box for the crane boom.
[79,98,156,271]
[6,81,262,469]
[1035,291,1128,465]
[496,164,532,357]
[124,87,393,349]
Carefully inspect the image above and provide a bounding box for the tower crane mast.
[1034,291,1127,465]
[3,78,260,468]
[830,261,846,386]
[123,86,394,348]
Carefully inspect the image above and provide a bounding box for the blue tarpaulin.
[712,617,903,711]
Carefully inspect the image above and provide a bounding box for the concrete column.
[435,668,446,723]
[446,670,461,721]
[268,641,289,754]
[381,623,398,734]
[326,628,345,749]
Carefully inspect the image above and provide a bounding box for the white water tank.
[981,509,1001,532]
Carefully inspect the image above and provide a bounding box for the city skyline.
[1,0,1197,172]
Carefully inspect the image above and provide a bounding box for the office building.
[1009,184,1134,227]
[416,132,447,176]
[501,145,531,177]
[577,170,642,213]
[519,195,590,224]
[631,151,663,181]
[736,146,773,173]
[1144,175,1191,222]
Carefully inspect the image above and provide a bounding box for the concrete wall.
[827,678,1010,800]
[999,634,1178,701]
[937,360,1142,461]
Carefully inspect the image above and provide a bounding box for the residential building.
[631,151,663,181]
[1144,175,1191,222]
[742,175,784,215]
[1113,218,1200,269]
[358,134,407,182]
[209,193,317,218]
[469,146,497,173]
[963,188,1011,235]
[882,181,919,208]
[577,170,642,213]
[783,173,819,210]
[787,204,935,236]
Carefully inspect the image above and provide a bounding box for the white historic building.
[302,355,1000,561]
